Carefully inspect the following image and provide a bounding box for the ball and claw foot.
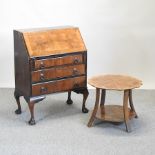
[15,109,22,114]
[28,118,36,125]
[135,115,138,118]
[66,99,73,105]
[82,107,89,113]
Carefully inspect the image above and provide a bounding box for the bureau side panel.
[14,30,31,97]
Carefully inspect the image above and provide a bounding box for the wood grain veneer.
[87,74,142,132]
[32,64,85,83]
[33,53,83,70]
[88,74,142,90]
[14,26,89,125]
[23,28,86,57]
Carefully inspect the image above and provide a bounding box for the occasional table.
[87,74,142,132]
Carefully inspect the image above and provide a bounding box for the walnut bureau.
[14,26,89,125]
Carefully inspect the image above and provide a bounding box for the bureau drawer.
[32,64,85,83]
[33,54,83,70]
[32,76,86,96]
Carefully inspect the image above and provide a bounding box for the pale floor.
[0,88,155,155]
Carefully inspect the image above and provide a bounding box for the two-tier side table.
[87,74,142,132]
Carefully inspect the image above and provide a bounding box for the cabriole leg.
[14,91,22,114]
[28,101,35,125]
[82,88,89,113]
[66,91,73,105]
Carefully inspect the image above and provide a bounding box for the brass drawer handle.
[73,57,80,64]
[40,61,45,69]
[40,87,47,93]
[73,68,79,75]
[40,72,45,81]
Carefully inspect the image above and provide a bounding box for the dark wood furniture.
[14,26,89,125]
[87,74,142,132]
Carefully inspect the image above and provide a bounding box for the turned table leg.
[14,91,22,114]
[28,101,35,125]
[129,90,138,118]
[66,91,73,105]
[87,88,100,127]
[123,90,131,132]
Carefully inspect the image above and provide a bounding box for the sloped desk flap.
[22,27,86,57]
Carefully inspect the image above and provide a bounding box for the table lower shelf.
[95,105,136,122]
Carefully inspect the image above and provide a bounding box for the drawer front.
[34,54,83,70]
[32,64,85,83]
[32,76,86,96]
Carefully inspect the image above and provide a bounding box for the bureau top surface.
[18,26,86,57]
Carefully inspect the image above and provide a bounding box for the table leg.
[129,89,138,118]
[100,89,106,106]
[87,88,100,127]
[123,90,131,132]
[100,89,106,114]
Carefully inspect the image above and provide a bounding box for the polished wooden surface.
[129,89,138,118]
[34,53,83,70]
[87,88,138,132]
[14,26,89,125]
[23,27,86,57]
[14,31,31,97]
[88,74,142,90]
[123,90,131,132]
[32,76,86,96]
[32,64,85,83]
[88,88,100,127]
[87,74,142,132]
[95,105,136,122]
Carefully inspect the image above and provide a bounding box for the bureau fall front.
[14,26,89,125]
